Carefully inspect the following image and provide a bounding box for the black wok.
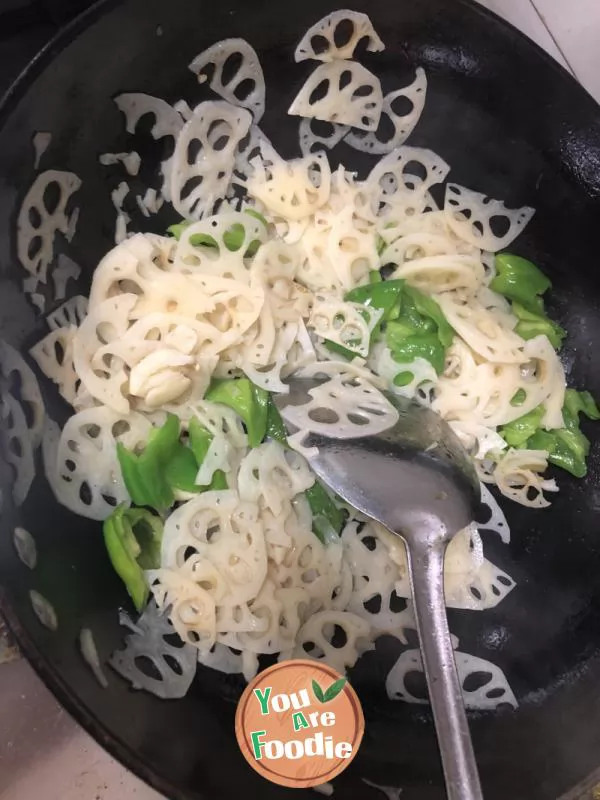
[2,1,600,798]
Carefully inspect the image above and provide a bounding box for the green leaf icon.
[312,679,325,703]
[323,677,347,702]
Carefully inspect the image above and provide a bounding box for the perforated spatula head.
[274,376,480,542]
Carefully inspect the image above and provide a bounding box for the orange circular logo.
[235,659,364,788]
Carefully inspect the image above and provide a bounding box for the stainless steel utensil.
[275,379,483,800]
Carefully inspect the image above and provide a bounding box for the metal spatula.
[275,378,484,800]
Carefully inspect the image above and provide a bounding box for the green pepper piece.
[403,286,454,347]
[167,220,191,240]
[509,390,599,479]
[305,480,346,543]
[117,414,180,511]
[375,235,387,257]
[188,418,230,490]
[491,253,552,314]
[394,371,415,387]
[499,405,546,449]
[512,302,566,350]
[397,293,436,335]
[369,269,383,282]
[511,388,527,406]
[266,399,288,444]
[166,444,202,494]
[103,506,163,612]
[563,389,600,425]
[387,332,446,375]
[188,417,213,465]
[208,470,228,490]
[206,378,269,447]
[528,429,589,478]
[323,339,359,360]
[345,279,405,323]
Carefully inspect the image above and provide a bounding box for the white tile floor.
[3,3,599,799]
[478,0,600,103]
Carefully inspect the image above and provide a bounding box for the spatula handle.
[405,537,484,800]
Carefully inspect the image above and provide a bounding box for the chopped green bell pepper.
[491,253,551,314]
[499,405,545,449]
[502,390,600,478]
[103,505,163,612]
[188,417,230,490]
[563,389,600,425]
[345,279,405,323]
[188,417,213,465]
[403,286,454,348]
[386,330,446,375]
[166,443,202,494]
[205,378,269,447]
[512,301,566,350]
[305,480,346,544]
[117,414,180,511]
[266,399,288,444]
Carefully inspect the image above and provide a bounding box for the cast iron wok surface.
[2,1,600,797]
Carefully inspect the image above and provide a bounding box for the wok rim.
[0,0,598,798]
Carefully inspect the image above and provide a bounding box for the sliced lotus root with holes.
[47,294,88,330]
[171,101,252,220]
[0,340,45,446]
[247,148,331,221]
[436,290,525,364]
[289,61,383,132]
[52,254,81,300]
[494,448,558,509]
[326,206,380,289]
[73,294,136,414]
[367,145,450,217]
[109,602,197,699]
[386,648,517,709]
[390,524,516,610]
[294,10,385,62]
[30,327,80,405]
[269,520,344,610]
[89,234,218,322]
[444,183,535,252]
[299,117,349,157]
[308,295,382,357]
[392,254,485,294]
[345,68,428,154]
[476,483,510,544]
[240,321,301,393]
[292,610,373,674]
[47,405,153,520]
[0,390,35,506]
[114,93,184,202]
[161,490,267,605]
[229,125,273,188]
[281,370,398,446]
[342,521,412,636]
[342,520,400,604]
[237,441,315,515]
[17,170,81,284]
[148,569,218,651]
[189,38,265,122]
[172,210,267,282]
[197,641,245,675]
